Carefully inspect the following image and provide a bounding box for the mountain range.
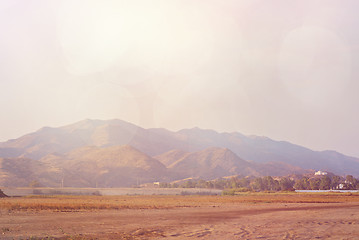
[0,119,358,187]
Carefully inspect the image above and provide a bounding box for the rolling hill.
[39,145,169,187]
[0,118,358,187]
[155,147,308,179]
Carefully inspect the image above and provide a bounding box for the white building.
[314,171,328,176]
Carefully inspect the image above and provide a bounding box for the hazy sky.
[1,0,359,157]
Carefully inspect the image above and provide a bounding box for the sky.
[1,0,359,157]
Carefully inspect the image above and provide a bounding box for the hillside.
[155,148,308,179]
[0,145,310,187]
[0,157,67,187]
[39,145,168,187]
[167,147,252,179]
[154,149,190,167]
[0,119,359,177]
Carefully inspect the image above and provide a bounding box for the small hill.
[0,157,47,187]
[154,149,190,167]
[157,147,310,179]
[166,147,252,179]
[39,145,168,187]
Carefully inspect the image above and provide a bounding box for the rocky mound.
[0,189,8,197]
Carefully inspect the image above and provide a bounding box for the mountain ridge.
[1,118,358,178]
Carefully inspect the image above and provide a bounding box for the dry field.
[0,192,358,239]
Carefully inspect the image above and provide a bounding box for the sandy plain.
[0,193,358,239]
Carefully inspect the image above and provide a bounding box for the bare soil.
[0,199,358,239]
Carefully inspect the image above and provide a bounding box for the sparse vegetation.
[29,180,41,188]
[1,227,10,234]
[0,193,358,212]
[159,174,359,192]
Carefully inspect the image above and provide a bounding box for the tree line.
[158,174,359,192]
[294,174,358,190]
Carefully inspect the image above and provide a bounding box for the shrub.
[222,189,236,196]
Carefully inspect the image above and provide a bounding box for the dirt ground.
[1,202,358,239]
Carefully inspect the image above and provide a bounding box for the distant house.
[314,171,328,176]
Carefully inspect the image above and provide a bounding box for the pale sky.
[1,0,359,157]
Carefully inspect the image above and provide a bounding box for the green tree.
[319,175,331,190]
[309,178,320,190]
[331,175,342,189]
[159,182,170,188]
[262,176,280,191]
[279,178,294,191]
[183,180,195,188]
[196,179,207,188]
[229,177,238,189]
[238,177,250,188]
[251,177,264,191]
[294,177,310,190]
[205,181,214,189]
[345,175,356,189]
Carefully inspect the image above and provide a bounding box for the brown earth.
[0,196,358,239]
[0,189,7,198]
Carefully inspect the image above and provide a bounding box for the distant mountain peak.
[178,126,218,133]
[0,118,358,178]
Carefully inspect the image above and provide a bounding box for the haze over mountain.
[0,157,41,187]
[157,147,252,180]
[0,145,308,188]
[0,119,358,185]
[0,156,89,187]
[39,145,168,187]
[155,147,308,180]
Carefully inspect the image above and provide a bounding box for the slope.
[1,119,358,176]
[39,145,168,187]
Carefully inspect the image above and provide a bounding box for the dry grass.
[0,192,358,212]
[230,191,359,203]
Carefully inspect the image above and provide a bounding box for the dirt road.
[1,202,358,239]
